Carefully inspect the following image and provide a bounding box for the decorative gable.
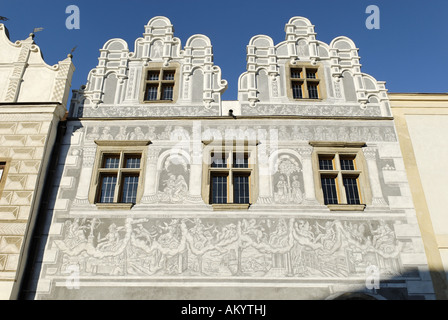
[238,17,391,118]
[70,16,227,118]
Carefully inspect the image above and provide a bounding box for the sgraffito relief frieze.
[46,216,407,281]
[81,122,397,143]
[241,104,382,117]
[77,104,220,118]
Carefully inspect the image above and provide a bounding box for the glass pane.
[163,71,175,80]
[233,175,250,204]
[121,175,139,203]
[147,71,159,81]
[211,175,227,204]
[145,85,158,101]
[211,153,227,168]
[307,84,319,99]
[125,155,141,169]
[340,158,355,170]
[0,168,3,181]
[161,85,174,100]
[343,177,361,204]
[321,177,338,205]
[306,70,317,79]
[292,82,303,99]
[291,69,302,79]
[233,153,248,168]
[319,157,334,170]
[99,175,117,203]
[102,155,120,169]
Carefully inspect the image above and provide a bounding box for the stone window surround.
[310,141,371,211]
[285,62,327,102]
[201,140,259,210]
[140,62,180,104]
[89,140,150,210]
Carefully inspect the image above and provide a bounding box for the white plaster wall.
[405,114,448,235]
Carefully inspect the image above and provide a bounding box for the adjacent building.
[11,16,440,300]
[390,93,448,299]
[0,23,74,299]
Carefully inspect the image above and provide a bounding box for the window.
[290,66,320,100]
[90,141,149,209]
[202,144,257,210]
[311,142,370,211]
[0,161,9,197]
[143,68,177,102]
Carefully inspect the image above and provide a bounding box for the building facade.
[19,17,436,300]
[390,93,448,299]
[0,24,74,299]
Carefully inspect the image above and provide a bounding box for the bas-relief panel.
[272,154,304,204]
[42,217,408,281]
[79,123,397,143]
[76,104,220,118]
[241,104,382,117]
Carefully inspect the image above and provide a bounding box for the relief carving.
[50,217,403,279]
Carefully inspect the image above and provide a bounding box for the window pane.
[102,155,120,169]
[125,155,141,169]
[121,175,139,203]
[0,168,3,181]
[163,71,175,80]
[321,177,338,205]
[306,70,317,79]
[161,85,174,100]
[307,84,319,99]
[211,175,227,204]
[343,177,361,204]
[291,69,302,79]
[233,153,248,168]
[211,153,227,168]
[147,71,159,81]
[233,175,250,204]
[319,157,334,170]
[99,175,117,203]
[340,158,355,170]
[145,85,158,101]
[292,82,303,99]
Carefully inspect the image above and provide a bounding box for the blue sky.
[1,0,448,101]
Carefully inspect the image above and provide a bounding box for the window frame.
[202,141,258,210]
[310,142,371,211]
[89,141,150,210]
[286,63,325,101]
[141,62,180,104]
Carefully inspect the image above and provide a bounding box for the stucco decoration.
[237,17,391,117]
[69,17,227,118]
[43,216,404,282]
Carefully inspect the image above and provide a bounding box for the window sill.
[327,204,366,211]
[212,203,250,211]
[95,203,134,210]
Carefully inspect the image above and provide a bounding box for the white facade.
[22,17,434,300]
[0,23,74,299]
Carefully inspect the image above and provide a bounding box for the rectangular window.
[143,68,176,102]
[212,174,228,204]
[343,177,361,204]
[321,176,339,205]
[207,149,253,206]
[314,148,366,209]
[292,82,303,99]
[290,66,320,99]
[95,151,143,205]
[233,174,250,204]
